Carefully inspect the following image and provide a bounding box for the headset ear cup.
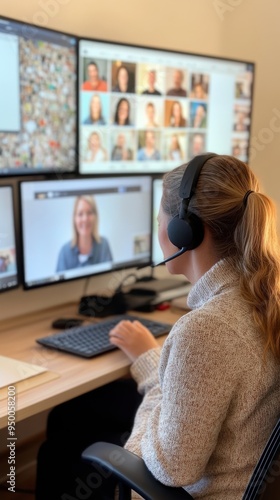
[167,213,204,250]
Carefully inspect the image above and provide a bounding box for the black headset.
[153,152,217,266]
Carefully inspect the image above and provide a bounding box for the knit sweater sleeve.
[125,311,243,487]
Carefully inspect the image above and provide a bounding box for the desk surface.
[0,302,185,429]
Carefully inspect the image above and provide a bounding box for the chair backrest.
[243,416,280,499]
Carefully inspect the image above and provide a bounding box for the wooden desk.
[0,302,184,430]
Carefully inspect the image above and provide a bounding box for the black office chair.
[82,416,280,500]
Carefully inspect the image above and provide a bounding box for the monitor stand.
[125,278,192,310]
[137,267,156,282]
[128,277,189,294]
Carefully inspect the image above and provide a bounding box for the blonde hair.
[72,196,100,246]
[162,155,280,360]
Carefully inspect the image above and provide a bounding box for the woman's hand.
[109,320,159,362]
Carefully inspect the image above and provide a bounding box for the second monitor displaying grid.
[78,38,254,175]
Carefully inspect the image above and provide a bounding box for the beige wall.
[0,0,279,320]
[218,0,280,200]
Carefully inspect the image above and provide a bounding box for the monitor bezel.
[18,174,154,291]
[77,35,255,175]
[0,14,79,178]
[0,183,20,292]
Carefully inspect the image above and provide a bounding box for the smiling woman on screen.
[56,195,112,272]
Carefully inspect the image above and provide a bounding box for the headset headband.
[179,153,218,200]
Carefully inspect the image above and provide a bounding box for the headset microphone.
[151,247,188,267]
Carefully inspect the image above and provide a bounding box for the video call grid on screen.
[0,185,19,291]
[78,38,255,175]
[19,176,152,290]
[0,16,77,176]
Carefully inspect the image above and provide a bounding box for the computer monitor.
[19,176,152,290]
[78,38,254,175]
[0,16,77,176]
[0,185,19,291]
[152,178,164,265]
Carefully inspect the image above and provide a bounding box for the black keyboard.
[36,314,172,358]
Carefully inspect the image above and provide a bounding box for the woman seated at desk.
[36,154,280,500]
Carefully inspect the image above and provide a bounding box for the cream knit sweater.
[125,259,280,499]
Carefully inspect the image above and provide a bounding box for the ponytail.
[234,192,280,359]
